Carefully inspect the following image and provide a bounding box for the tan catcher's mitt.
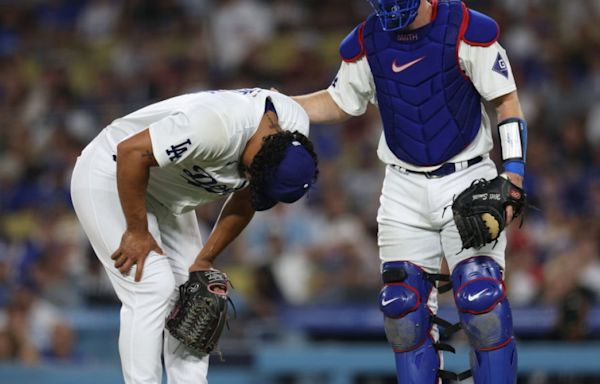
[452,175,527,249]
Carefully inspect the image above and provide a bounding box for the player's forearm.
[494,91,524,121]
[293,90,351,125]
[116,151,151,232]
[116,133,157,233]
[190,188,255,270]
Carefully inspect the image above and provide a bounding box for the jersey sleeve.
[458,41,517,101]
[327,57,377,116]
[148,108,229,167]
[268,91,311,137]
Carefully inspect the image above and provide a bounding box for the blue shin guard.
[380,262,442,384]
[452,257,518,384]
[470,338,517,383]
[392,336,439,383]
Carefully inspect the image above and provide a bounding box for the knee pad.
[379,262,434,351]
[452,256,513,349]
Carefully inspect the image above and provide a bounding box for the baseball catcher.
[292,0,529,381]
[452,175,527,250]
[166,269,230,355]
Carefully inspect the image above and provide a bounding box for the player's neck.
[241,110,281,169]
[407,1,433,31]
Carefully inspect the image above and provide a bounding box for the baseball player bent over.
[70,88,318,384]
[294,1,527,383]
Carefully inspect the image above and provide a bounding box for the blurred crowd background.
[0,0,599,380]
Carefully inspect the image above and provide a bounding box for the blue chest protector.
[363,0,481,166]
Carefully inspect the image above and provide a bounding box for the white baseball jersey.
[99,89,309,214]
[328,41,517,172]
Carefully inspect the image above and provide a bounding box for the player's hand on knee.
[111,230,164,282]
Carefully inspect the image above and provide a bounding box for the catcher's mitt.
[452,175,527,249]
[166,269,230,355]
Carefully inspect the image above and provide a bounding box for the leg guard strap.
[432,315,462,339]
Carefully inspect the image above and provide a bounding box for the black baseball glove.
[166,269,230,355]
[452,175,527,249]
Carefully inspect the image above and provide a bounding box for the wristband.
[503,160,525,177]
[498,118,527,176]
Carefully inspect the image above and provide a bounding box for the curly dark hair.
[243,130,318,208]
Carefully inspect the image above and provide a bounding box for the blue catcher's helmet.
[367,0,421,31]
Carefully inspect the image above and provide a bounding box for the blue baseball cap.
[252,140,317,211]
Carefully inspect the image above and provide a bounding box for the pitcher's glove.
[452,175,527,249]
[166,269,230,355]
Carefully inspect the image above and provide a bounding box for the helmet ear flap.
[367,0,421,31]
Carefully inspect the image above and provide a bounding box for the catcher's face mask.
[368,0,420,31]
